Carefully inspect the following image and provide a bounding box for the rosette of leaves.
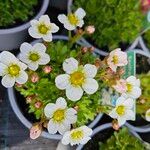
[0,0,38,27]
[15,41,105,126]
[100,128,145,150]
[136,73,150,115]
[74,0,144,51]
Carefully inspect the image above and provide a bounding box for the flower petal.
[0,51,17,65]
[56,97,67,109]
[39,54,50,65]
[82,78,98,94]
[109,109,117,119]
[55,74,70,90]
[66,85,83,101]
[58,123,70,135]
[78,20,84,28]
[1,75,15,88]
[58,14,68,24]
[0,63,7,76]
[28,62,39,71]
[33,43,46,53]
[116,96,126,106]
[47,119,58,134]
[28,27,41,38]
[127,76,140,87]
[61,131,70,145]
[84,64,97,78]
[16,71,28,84]
[39,15,50,24]
[128,86,141,99]
[66,108,77,124]
[20,42,33,54]
[117,116,126,126]
[63,57,78,74]
[125,110,135,120]
[43,33,52,42]
[75,8,86,19]
[51,23,59,33]
[44,103,56,118]
[123,98,134,109]
[30,20,38,26]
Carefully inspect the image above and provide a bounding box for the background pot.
[0,0,49,51]
[49,0,67,10]
[7,35,103,140]
[67,0,139,56]
[76,123,142,150]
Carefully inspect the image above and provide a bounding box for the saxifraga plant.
[0,0,38,27]
[74,0,144,51]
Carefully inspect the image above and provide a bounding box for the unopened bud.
[89,46,95,53]
[85,26,95,34]
[74,106,79,111]
[30,124,42,140]
[31,73,39,83]
[43,65,52,74]
[81,47,88,54]
[34,101,42,109]
[112,120,120,130]
[95,58,101,68]
[15,83,23,88]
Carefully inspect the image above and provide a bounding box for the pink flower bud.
[86,26,95,34]
[43,65,52,74]
[89,46,95,52]
[34,101,42,109]
[81,47,88,53]
[30,124,42,140]
[112,120,120,131]
[26,96,33,104]
[31,73,39,83]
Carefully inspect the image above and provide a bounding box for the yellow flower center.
[8,64,20,76]
[38,24,49,34]
[71,130,84,140]
[126,83,133,93]
[29,53,40,62]
[116,105,126,116]
[70,71,85,86]
[53,109,65,122]
[112,55,119,64]
[68,13,78,25]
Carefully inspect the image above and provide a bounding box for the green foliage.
[0,0,38,27]
[16,41,103,126]
[74,0,144,50]
[144,30,150,49]
[100,128,145,150]
[136,73,150,115]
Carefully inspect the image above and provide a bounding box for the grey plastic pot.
[76,123,142,150]
[49,0,67,10]
[67,0,139,57]
[7,35,103,140]
[0,0,49,51]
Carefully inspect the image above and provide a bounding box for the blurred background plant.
[74,0,144,51]
[0,0,38,28]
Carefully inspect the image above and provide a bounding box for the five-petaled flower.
[0,51,28,88]
[58,8,86,30]
[55,57,99,101]
[62,125,92,146]
[107,48,128,72]
[19,42,50,71]
[28,15,59,42]
[122,76,141,99]
[44,97,77,135]
[109,96,135,126]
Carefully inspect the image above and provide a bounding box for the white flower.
[122,76,141,99]
[107,48,128,72]
[0,51,28,88]
[28,15,59,42]
[109,96,135,126]
[19,42,50,71]
[55,57,99,101]
[145,109,150,122]
[62,126,92,146]
[58,8,86,30]
[44,97,77,135]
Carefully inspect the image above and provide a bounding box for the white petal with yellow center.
[1,75,15,88]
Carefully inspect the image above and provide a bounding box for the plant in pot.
[68,0,145,54]
[76,123,149,150]
[0,8,142,146]
[0,0,49,51]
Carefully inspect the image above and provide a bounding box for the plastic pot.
[7,35,103,140]
[76,123,142,150]
[67,0,140,56]
[49,0,67,10]
[0,0,49,51]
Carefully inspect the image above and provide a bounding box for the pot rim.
[0,0,49,34]
[7,35,103,140]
